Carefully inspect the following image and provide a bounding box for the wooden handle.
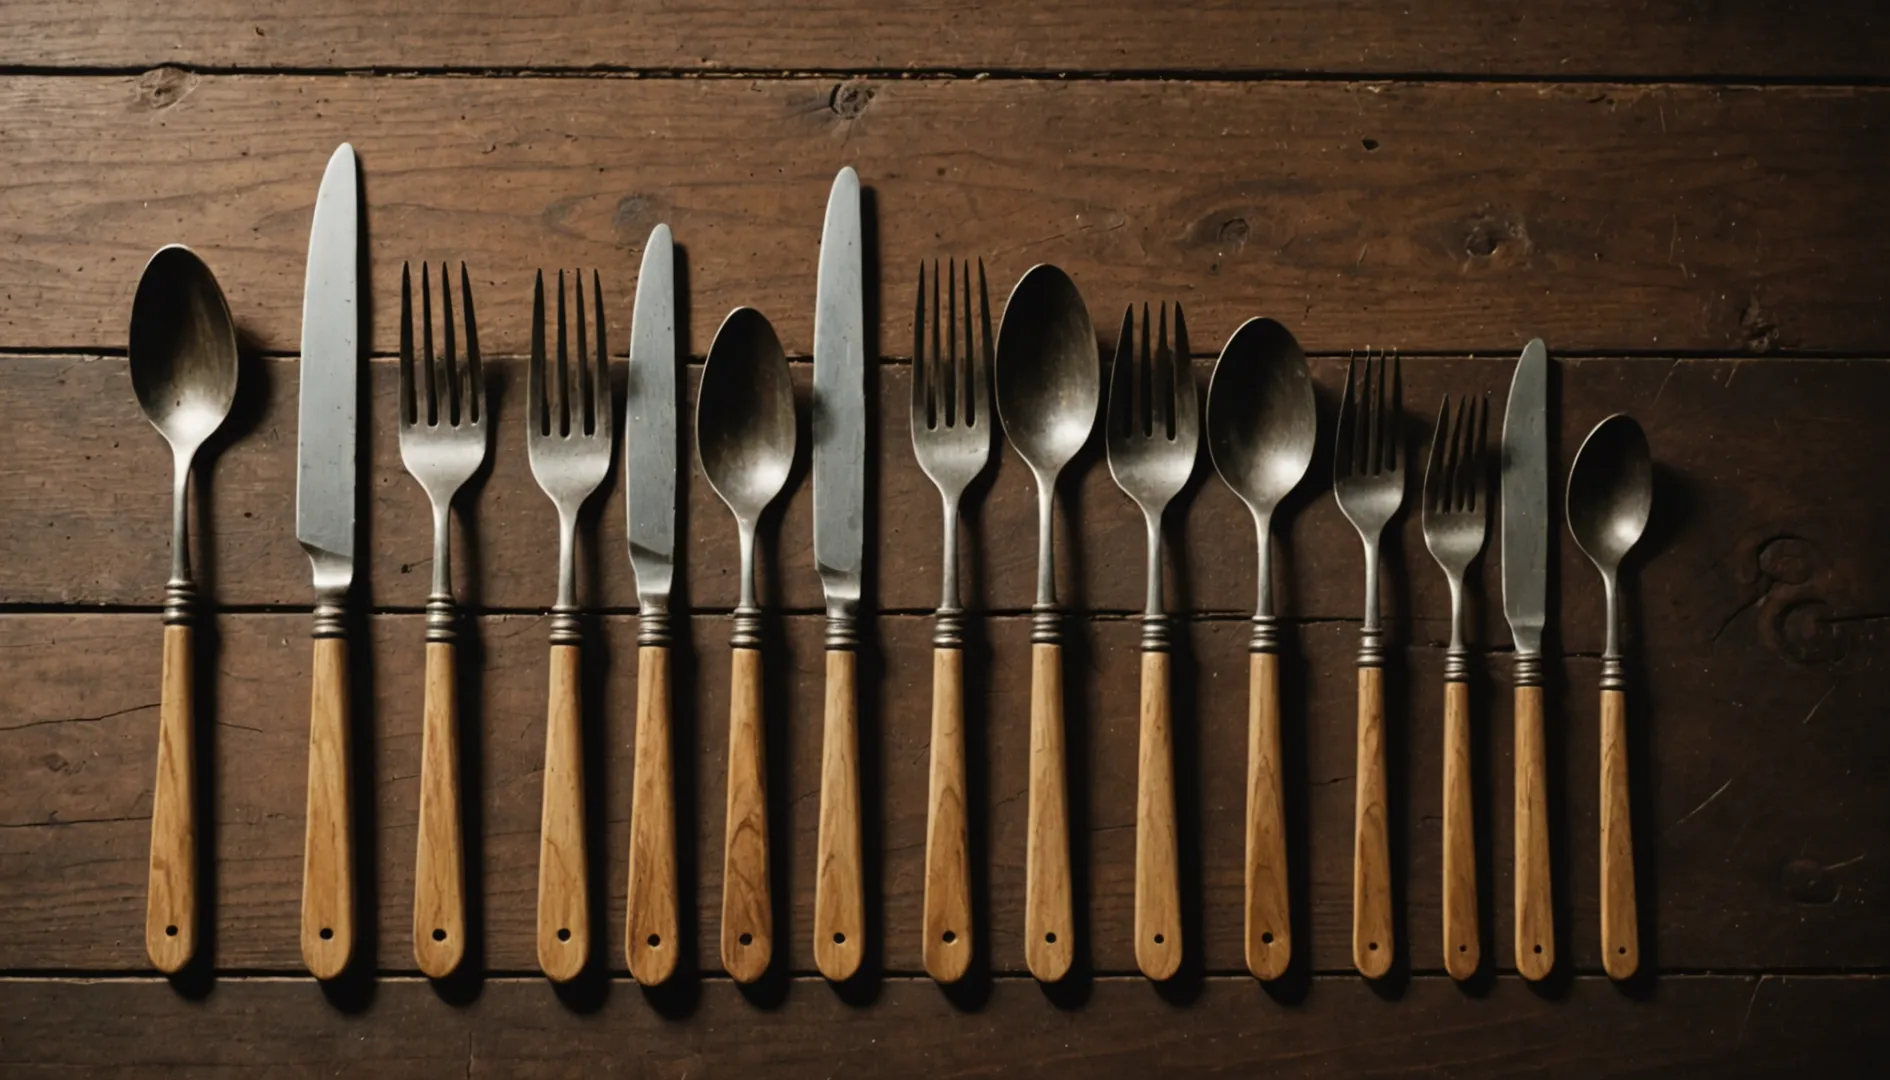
[412,640,464,978]
[1600,687,1639,979]
[1353,665,1393,978]
[1135,650,1182,980]
[720,646,772,983]
[626,644,678,984]
[300,634,353,980]
[1442,678,1479,980]
[922,646,972,983]
[146,623,196,973]
[814,648,864,981]
[1244,651,1289,979]
[1514,682,1555,980]
[1025,641,1074,982]
[536,643,588,982]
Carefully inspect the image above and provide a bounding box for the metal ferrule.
[1357,625,1386,668]
[312,590,347,639]
[1031,602,1061,646]
[424,594,456,644]
[1444,645,1470,683]
[825,609,859,651]
[1513,652,1544,688]
[638,603,672,649]
[1599,655,1626,692]
[731,605,763,651]
[934,606,965,650]
[163,579,194,628]
[1141,612,1172,653]
[549,605,582,647]
[1249,613,1279,655]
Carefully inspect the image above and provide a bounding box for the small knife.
[295,142,359,981]
[812,166,866,981]
[1501,337,1554,981]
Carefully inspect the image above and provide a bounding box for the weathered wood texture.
[1,77,1885,355]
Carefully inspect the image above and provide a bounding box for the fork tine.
[574,269,592,436]
[459,263,483,426]
[944,257,958,428]
[421,262,438,427]
[531,270,548,437]
[1446,394,1468,510]
[963,258,980,428]
[399,262,416,427]
[1172,302,1193,440]
[553,269,569,436]
[1152,303,1170,439]
[438,263,459,426]
[1423,397,1450,514]
[592,269,611,438]
[1362,351,1381,477]
[930,259,942,428]
[1466,393,1489,511]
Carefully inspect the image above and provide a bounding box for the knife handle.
[1353,664,1393,978]
[1443,676,1479,980]
[1244,649,1290,980]
[537,641,589,983]
[721,642,772,983]
[1600,683,1639,979]
[301,630,354,980]
[413,638,464,979]
[1135,645,1183,981]
[626,642,678,985]
[1025,638,1074,982]
[923,641,972,983]
[1514,680,1555,980]
[814,643,864,981]
[146,621,196,973]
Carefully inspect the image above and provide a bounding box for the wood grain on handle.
[720,646,771,983]
[536,643,588,983]
[1514,683,1555,980]
[1442,678,1478,980]
[813,647,864,981]
[300,634,353,980]
[1135,650,1182,981]
[1600,687,1639,979]
[1352,665,1393,978]
[1024,641,1073,982]
[922,646,972,983]
[145,623,195,974]
[1244,651,1289,980]
[412,641,464,978]
[626,644,678,985]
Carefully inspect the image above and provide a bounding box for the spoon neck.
[1600,568,1624,688]
[165,450,194,623]
[1251,508,1275,621]
[1033,476,1057,609]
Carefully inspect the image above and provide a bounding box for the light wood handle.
[721,646,771,983]
[301,634,353,980]
[536,643,588,982]
[1442,678,1478,980]
[1244,651,1289,980]
[1135,650,1182,980]
[922,646,972,983]
[814,648,864,981]
[1025,641,1073,982]
[146,623,196,973]
[626,644,678,984]
[412,640,464,978]
[1353,665,1393,978]
[1514,682,1555,980]
[1600,687,1639,979]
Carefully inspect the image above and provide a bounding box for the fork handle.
[626,643,678,984]
[1443,677,1479,980]
[923,644,972,983]
[146,622,195,973]
[537,642,589,982]
[1352,664,1393,978]
[1244,650,1290,979]
[413,639,465,978]
[721,644,772,983]
[1600,685,1639,979]
[301,631,354,980]
[814,646,864,981]
[1025,639,1074,982]
[1135,649,1183,981]
[1514,682,1555,980]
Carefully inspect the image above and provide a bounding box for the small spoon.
[698,306,797,984]
[128,244,239,974]
[1205,317,1316,980]
[1566,413,1652,981]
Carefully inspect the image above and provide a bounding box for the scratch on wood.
[0,702,159,733]
[1651,359,1682,408]
[1667,777,1733,833]
[1802,683,1837,724]
[1735,975,1768,1050]
[1827,854,1867,871]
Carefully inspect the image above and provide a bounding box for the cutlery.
[1204,317,1316,980]
[1105,302,1199,982]
[1332,350,1404,979]
[526,268,614,983]
[1501,338,1554,980]
[1420,394,1489,981]
[129,244,238,974]
[910,258,994,983]
[624,225,679,985]
[812,166,867,982]
[994,264,1099,982]
[295,143,360,981]
[1567,413,1652,981]
[700,307,796,983]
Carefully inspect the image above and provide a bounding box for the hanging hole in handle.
[832,932,846,945]
[1260,931,1273,945]
[942,930,956,944]
[1044,932,1057,944]
[432,928,446,942]
[319,927,333,941]
[1618,946,1627,955]
[165,925,178,937]
[1368,941,1379,951]
[557,928,571,942]
[1153,934,1165,945]
[1533,944,1543,955]
[738,932,753,946]
[1458,943,1468,953]
[647,934,661,948]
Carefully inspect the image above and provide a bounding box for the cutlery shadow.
[1369,495,1413,1002]
[1461,563,1500,998]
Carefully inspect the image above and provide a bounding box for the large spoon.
[128,244,239,974]
[1205,317,1316,980]
[698,307,797,984]
[1566,413,1652,981]
[994,264,1099,983]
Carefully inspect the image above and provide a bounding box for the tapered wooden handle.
[1135,650,1182,980]
[1244,651,1289,979]
[1025,641,1074,982]
[814,648,864,981]
[923,646,972,983]
[626,644,678,984]
[1600,687,1639,979]
[1514,682,1555,980]
[721,646,772,983]
[301,634,353,980]
[146,623,196,973]
[413,640,464,978]
[1442,678,1479,980]
[1353,664,1393,978]
[537,643,588,982]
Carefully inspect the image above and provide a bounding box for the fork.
[911,258,994,984]
[1104,302,1199,982]
[398,262,487,980]
[527,268,614,983]
[1333,349,1404,979]
[1421,394,1489,981]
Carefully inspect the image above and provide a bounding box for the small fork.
[526,268,615,983]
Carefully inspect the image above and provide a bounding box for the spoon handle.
[814,646,864,980]
[626,642,678,984]
[1025,640,1074,981]
[412,639,465,978]
[1600,686,1639,979]
[146,622,195,973]
[536,641,589,982]
[1442,678,1479,979]
[1244,650,1290,979]
[1135,648,1183,980]
[1352,665,1394,977]
[1514,682,1555,979]
[922,643,972,983]
[722,644,772,982]
[300,632,353,980]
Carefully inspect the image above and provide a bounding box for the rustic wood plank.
[1,77,1885,354]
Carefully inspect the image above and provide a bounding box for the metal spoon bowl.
[994,264,1099,478]
[1207,317,1316,528]
[699,307,796,531]
[131,245,239,459]
[1567,414,1652,579]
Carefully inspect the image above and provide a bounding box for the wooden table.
[2,2,1886,1074]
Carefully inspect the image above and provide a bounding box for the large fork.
[527,268,614,983]
[1333,349,1405,979]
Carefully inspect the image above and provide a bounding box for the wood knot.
[1465,224,1499,257]
[830,82,875,119]
[1740,296,1780,354]
[136,67,197,111]
[1781,858,1838,904]
[1218,218,1250,250]
[1757,537,1815,585]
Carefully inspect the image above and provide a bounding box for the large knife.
[624,224,679,985]
[812,166,866,981]
[296,143,359,981]
[1501,337,1554,981]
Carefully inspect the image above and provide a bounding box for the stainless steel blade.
[295,143,360,597]
[625,223,677,613]
[1500,337,1549,655]
[812,167,865,618]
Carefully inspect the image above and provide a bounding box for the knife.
[624,224,679,985]
[1501,337,1554,981]
[296,143,359,981]
[812,166,866,981]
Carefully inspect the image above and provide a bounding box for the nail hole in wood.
[647,934,661,948]
[1618,946,1627,954]
[557,928,571,942]
[432,928,446,942]
[832,932,846,945]
[1458,943,1468,952]
[1045,932,1057,944]
[942,930,956,944]
[1153,934,1165,945]
[1260,932,1273,945]
[319,927,333,941]
[1368,941,1379,951]
[739,933,753,946]
[165,925,178,937]
[1533,944,1543,954]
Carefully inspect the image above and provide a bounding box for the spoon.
[1205,317,1316,981]
[1566,413,1652,981]
[994,263,1099,983]
[698,306,797,984]
[128,244,239,974]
